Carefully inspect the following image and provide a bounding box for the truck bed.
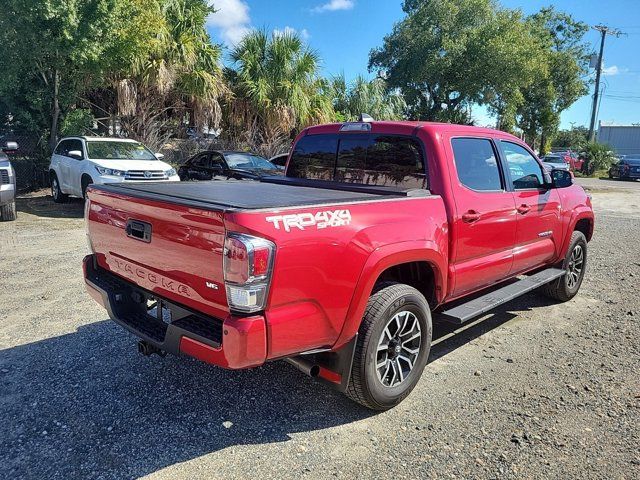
[91,177,428,211]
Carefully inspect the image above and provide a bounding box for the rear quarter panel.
[226,195,449,358]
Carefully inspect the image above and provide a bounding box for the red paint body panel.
[85,121,594,370]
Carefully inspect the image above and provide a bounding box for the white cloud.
[602,65,627,76]
[273,26,311,40]
[312,0,355,13]
[207,0,251,46]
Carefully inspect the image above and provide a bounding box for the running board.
[439,268,566,324]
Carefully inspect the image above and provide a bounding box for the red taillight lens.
[252,246,270,277]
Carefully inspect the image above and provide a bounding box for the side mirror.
[2,141,18,152]
[211,163,224,174]
[155,152,165,160]
[551,169,573,188]
[68,150,83,160]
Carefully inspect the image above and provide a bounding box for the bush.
[60,109,95,137]
[581,141,616,174]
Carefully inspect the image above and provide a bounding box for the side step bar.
[439,268,566,324]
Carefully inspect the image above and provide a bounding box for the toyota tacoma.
[83,120,594,410]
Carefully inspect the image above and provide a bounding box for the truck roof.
[302,121,522,141]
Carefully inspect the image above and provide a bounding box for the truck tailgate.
[86,186,229,319]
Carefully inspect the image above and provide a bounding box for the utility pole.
[588,25,623,141]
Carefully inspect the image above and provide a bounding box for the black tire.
[542,231,587,302]
[50,172,68,203]
[0,200,17,221]
[81,175,93,200]
[608,171,613,179]
[346,283,432,411]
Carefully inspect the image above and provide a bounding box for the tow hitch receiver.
[137,340,166,357]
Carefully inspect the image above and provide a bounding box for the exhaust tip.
[309,364,320,377]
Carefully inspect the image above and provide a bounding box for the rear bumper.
[83,255,267,369]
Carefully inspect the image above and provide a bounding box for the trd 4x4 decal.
[266,209,351,232]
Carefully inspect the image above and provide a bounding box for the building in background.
[597,122,640,156]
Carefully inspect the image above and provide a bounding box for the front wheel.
[0,200,17,221]
[346,283,432,410]
[51,173,68,203]
[542,231,587,302]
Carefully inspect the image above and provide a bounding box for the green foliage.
[229,29,334,136]
[369,0,539,123]
[60,109,96,136]
[581,141,616,172]
[332,74,406,121]
[511,7,590,150]
[552,126,589,149]
[369,0,589,144]
[0,0,118,146]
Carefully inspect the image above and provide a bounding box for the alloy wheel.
[566,244,584,289]
[376,310,422,387]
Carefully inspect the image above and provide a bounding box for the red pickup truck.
[83,120,594,410]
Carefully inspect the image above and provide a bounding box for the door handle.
[517,204,531,215]
[462,210,481,223]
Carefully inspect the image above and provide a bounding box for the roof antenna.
[358,113,374,122]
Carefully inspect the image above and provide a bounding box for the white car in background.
[48,137,179,202]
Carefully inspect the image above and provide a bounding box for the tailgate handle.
[126,219,152,243]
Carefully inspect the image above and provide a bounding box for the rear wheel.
[346,283,432,410]
[542,231,587,302]
[51,172,68,203]
[0,200,17,221]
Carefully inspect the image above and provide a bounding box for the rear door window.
[451,138,503,191]
[287,134,338,180]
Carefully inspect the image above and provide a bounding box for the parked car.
[48,137,179,202]
[608,156,640,181]
[540,153,570,172]
[83,120,594,410]
[178,150,281,181]
[0,141,18,221]
[269,153,289,170]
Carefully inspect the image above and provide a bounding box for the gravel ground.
[0,185,639,479]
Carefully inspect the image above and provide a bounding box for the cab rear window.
[288,133,427,189]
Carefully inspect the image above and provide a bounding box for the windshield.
[225,153,275,170]
[87,141,157,161]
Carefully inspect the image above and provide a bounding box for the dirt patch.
[0,189,638,479]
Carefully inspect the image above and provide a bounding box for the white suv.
[48,136,180,202]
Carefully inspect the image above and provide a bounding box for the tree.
[96,0,227,148]
[228,29,334,144]
[552,126,589,149]
[0,0,118,148]
[332,74,406,121]
[368,0,540,123]
[511,7,590,152]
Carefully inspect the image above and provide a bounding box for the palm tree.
[100,0,227,147]
[332,74,406,121]
[229,29,334,141]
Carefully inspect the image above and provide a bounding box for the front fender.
[332,241,447,350]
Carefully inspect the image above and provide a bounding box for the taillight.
[223,233,275,313]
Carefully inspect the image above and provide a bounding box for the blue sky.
[206,0,640,129]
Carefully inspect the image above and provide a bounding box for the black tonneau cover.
[91,177,428,211]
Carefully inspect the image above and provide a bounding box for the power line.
[588,25,625,141]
